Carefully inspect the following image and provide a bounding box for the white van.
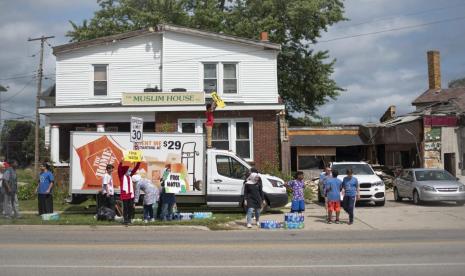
[69,132,288,210]
[318,162,385,206]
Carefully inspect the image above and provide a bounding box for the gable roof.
[53,24,281,55]
[412,87,465,108]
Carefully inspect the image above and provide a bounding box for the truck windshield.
[331,164,374,175]
[415,170,456,181]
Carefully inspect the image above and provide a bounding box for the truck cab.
[206,149,288,209]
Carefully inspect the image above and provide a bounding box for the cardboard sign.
[211,92,226,108]
[124,150,143,162]
[164,172,188,194]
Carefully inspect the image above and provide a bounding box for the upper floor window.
[223,64,237,94]
[93,64,108,96]
[203,63,217,94]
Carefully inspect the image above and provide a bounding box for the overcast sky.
[0,0,464,124]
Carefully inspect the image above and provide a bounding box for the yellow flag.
[211,92,226,108]
[124,150,143,162]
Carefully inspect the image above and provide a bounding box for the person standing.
[205,102,216,148]
[37,163,54,215]
[320,166,332,217]
[324,170,342,224]
[287,171,305,214]
[102,164,115,212]
[3,160,20,219]
[118,160,141,225]
[244,168,265,228]
[132,174,160,223]
[342,169,360,225]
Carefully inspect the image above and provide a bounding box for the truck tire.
[394,188,403,202]
[413,190,422,205]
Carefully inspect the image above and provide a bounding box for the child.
[324,170,343,224]
[160,165,176,221]
[287,171,305,214]
[205,101,216,148]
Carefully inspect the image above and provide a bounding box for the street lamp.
[0,85,8,131]
[405,128,421,168]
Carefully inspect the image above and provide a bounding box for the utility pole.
[28,35,54,179]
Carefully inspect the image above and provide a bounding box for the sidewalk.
[236,191,465,231]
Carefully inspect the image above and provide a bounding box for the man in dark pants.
[37,163,54,215]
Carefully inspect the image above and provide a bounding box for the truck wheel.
[318,187,325,203]
[394,188,403,202]
[413,190,422,205]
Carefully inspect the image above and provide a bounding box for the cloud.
[313,0,465,124]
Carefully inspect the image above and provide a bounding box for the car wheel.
[318,187,325,203]
[456,201,465,206]
[375,199,385,206]
[394,188,403,202]
[413,190,422,205]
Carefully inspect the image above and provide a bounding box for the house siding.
[155,110,279,170]
[55,34,162,106]
[162,31,279,103]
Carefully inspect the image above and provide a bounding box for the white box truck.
[69,131,288,209]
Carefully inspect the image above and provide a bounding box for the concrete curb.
[0,224,211,232]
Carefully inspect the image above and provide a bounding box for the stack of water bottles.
[260,220,282,229]
[284,213,305,229]
[174,212,193,221]
[193,212,213,219]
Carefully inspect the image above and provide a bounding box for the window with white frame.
[203,63,217,94]
[223,63,237,94]
[93,64,108,96]
[178,119,253,160]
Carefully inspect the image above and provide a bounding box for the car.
[318,162,385,206]
[393,168,465,205]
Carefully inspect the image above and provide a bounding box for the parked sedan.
[394,169,465,205]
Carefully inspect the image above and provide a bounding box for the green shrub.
[18,184,36,200]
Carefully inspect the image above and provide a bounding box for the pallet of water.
[260,220,282,229]
[284,213,305,229]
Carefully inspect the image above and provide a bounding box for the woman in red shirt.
[118,160,141,225]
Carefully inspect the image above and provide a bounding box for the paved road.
[1,226,465,276]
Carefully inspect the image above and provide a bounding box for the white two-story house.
[40,24,285,170]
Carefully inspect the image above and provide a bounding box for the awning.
[290,135,366,147]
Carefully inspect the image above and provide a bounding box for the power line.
[334,2,465,30]
[2,78,35,104]
[0,108,34,118]
[316,15,465,43]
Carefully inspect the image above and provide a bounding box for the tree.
[0,120,47,167]
[68,0,345,116]
[449,77,465,88]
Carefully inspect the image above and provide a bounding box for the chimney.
[259,31,269,42]
[427,50,441,90]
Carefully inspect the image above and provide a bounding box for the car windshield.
[415,170,456,181]
[331,164,374,175]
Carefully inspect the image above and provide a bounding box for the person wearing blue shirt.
[324,170,342,224]
[342,169,360,225]
[36,163,54,215]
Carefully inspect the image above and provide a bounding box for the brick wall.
[155,110,279,170]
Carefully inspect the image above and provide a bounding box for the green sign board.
[122,92,205,106]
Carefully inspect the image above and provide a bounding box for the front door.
[444,153,456,177]
[207,154,248,207]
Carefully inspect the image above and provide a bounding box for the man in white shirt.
[102,164,115,212]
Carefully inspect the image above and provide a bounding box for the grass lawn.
[0,212,244,230]
[6,198,245,230]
